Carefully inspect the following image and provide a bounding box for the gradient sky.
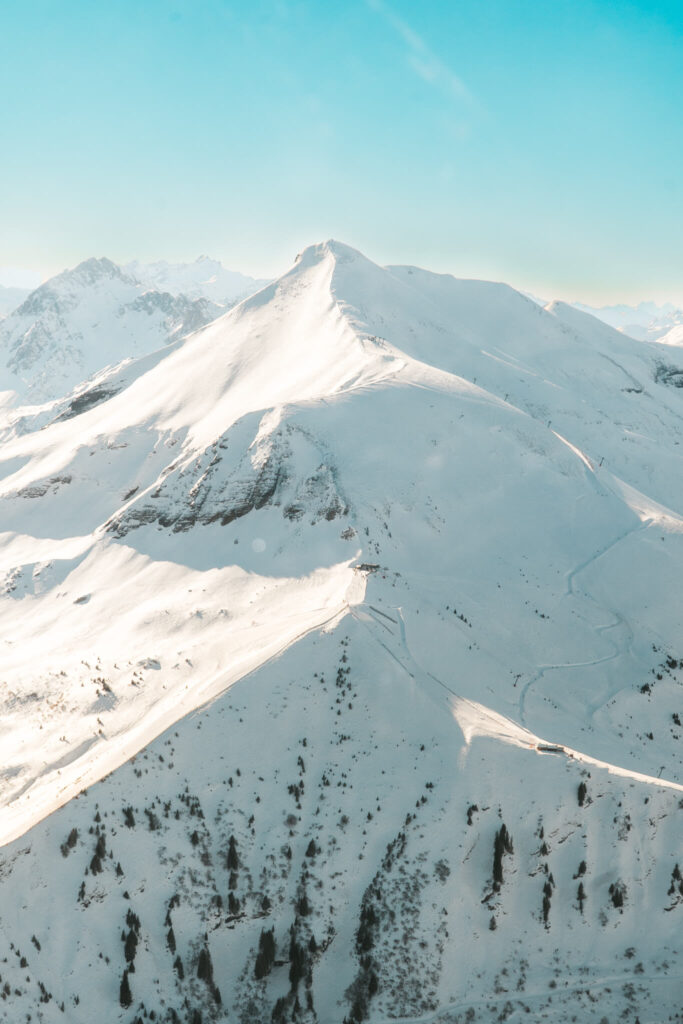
[1,0,682,303]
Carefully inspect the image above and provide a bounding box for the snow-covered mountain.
[573,300,683,342]
[0,241,681,1024]
[525,296,683,343]
[653,321,683,348]
[125,255,269,306]
[0,257,225,404]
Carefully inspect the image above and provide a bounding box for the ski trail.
[565,518,650,598]
[352,603,683,793]
[518,517,649,728]
[352,604,539,751]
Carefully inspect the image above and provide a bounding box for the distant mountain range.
[124,254,269,305]
[523,293,683,343]
[0,241,681,1023]
[0,256,267,403]
[573,300,683,342]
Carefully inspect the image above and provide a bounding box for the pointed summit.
[63,257,138,288]
[294,239,366,268]
[73,256,123,276]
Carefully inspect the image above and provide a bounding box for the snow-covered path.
[518,517,649,729]
[352,600,683,793]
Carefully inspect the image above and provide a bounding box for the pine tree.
[197,946,214,984]
[297,891,311,916]
[119,970,132,1009]
[492,823,513,889]
[254,928,276,979]
[542,880,552,924]
[227,835,239,870]
[124,929,138,963]
[289,930,306,991]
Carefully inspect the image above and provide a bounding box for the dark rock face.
[108,421,348,538]
[654,361,683,388]
[55,386,121,421]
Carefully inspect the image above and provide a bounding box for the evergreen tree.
[119,970,132,1009]
[254,928,276,979]
[197,946,214,984]
[289,930,306,991]
[227,835,239,870]
[492,823,513,889]
[124,929,138,963]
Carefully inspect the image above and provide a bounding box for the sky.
[1,0,682,304]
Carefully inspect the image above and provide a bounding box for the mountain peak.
[294,239,365,268]
[10,257,137,324]
[67,256,136,286]
[74,255,119,273]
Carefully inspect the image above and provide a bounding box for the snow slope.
[0,241,681,1024]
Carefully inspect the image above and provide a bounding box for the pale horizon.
[1,241,682,312]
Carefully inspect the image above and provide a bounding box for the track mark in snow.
[565,519,650,599]
[519,518,649,731]
[355,603,683,793]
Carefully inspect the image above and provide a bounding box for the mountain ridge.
[0,240,681,1024]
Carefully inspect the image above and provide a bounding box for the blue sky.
[1,0,682,302]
